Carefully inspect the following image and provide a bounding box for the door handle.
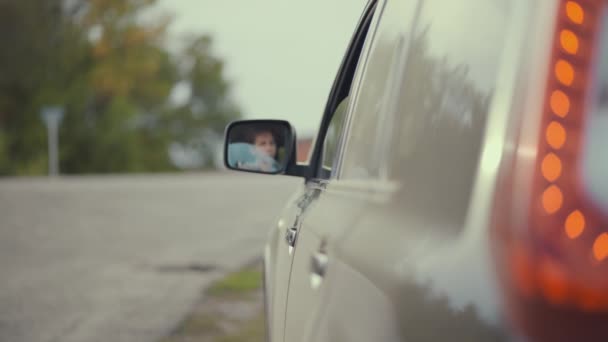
[285,226,298,247]
[310,251,328,277]
[310,251,328,290]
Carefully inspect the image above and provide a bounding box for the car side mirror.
[224,120,296,175]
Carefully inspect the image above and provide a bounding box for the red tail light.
[492,1,608,340]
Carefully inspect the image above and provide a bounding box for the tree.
[0,0,240,175]
[0,0,86,174]
[161,35,242,168]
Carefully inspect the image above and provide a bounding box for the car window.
[388,0,512,232]
[313,1,378,180]
[320,96,349,174]
[339,0,419,180]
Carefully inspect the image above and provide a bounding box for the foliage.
[0,0,240,175]
[207,267,262,297]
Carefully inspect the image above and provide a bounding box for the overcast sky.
[155,0,367,136]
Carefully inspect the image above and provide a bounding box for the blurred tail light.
[492,1,608,341]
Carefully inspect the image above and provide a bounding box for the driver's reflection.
[228,127,280,172]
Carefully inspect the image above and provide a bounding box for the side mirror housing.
[224,120,310,178]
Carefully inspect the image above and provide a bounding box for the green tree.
[0,0,240,175]
[161,35,241,168]
[0,0,87,174]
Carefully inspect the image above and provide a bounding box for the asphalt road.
[0,173,300,342]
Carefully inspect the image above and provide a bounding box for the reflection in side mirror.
[224,120,294,175]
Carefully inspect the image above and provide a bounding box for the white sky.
[156,0,368,137]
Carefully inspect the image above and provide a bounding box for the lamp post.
[40,106,64,176]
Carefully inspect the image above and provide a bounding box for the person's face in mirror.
[253,131,277,159]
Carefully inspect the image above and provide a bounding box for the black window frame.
[308,0,378,180]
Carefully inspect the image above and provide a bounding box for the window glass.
[321,97,349,172]
[314,2,378,179]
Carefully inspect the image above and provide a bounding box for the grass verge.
[208,267,262,297]
[161,262,265,342]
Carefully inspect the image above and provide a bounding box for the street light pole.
[40,106,64,176]
[47,118,59,176]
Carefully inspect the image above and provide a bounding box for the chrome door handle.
[310,251,328,290]
[310,252,328,277]
[285,227,298,247]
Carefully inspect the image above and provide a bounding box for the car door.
[265,2,378,342]
[265,183,313,342]
[282,0,422,341]
[295,0,527,341]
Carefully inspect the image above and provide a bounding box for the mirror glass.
[225,121,292,174]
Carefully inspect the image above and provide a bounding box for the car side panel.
[303,1,554,341]
[282,0,420,340]
[287,182,403,342]
[264,182,308,342]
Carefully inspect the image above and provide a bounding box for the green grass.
[162,263,266,342]
[207,267,262,297]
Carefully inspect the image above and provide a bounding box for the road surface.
[0,173,300,342]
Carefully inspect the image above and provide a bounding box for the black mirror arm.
[284,163,312,178]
